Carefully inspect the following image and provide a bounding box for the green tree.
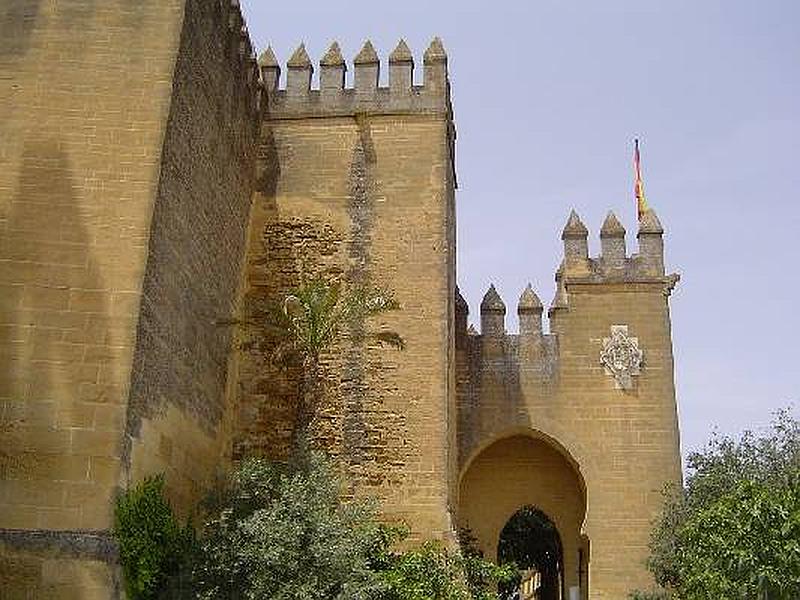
[250,276,403,438]
[639,409,800,600]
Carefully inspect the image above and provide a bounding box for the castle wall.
[124,0,260,518]
[456,215,682,599]
[236,41,458,541]
[0,0,259,596]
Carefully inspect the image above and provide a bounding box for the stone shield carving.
[600,325,643,389]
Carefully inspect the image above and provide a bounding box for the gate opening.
[498,506,564,600]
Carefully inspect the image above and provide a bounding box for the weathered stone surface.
[236,71,458,538]
[0,0,259,596]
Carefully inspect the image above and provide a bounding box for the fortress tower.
[456,210,681,599]
[1,4,681,599]
[236,38,458,539]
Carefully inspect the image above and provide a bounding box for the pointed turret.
[480,284,506,337]
[600,211,626,270]
[320,41,346,94]
[481,284,506,312]
[258,46,280,91]
[637,208,665,275]
[423,37,447,63]
[320,41,345,66]
[354,39,379,64]
[354,40,379,97]
[390,39,413,63]
[561,210,589,274]
[600,211,625,237]
[639,208,664,234]
[518,284,543,337]
[286,43,312,95]
[423,37,448,93]
[287,43,311,67]
[562,209,589,239]
[389,39,414,92]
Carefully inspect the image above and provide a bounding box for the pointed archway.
[458,433,589,599]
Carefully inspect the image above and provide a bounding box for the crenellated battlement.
[550,208,679,307]
[455,285,559,376]
[455,209,680,347]
[258,39,452,119]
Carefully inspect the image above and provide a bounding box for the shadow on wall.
[0,1,42,62]
[1,140,112,517]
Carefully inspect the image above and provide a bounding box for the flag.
[634,139,650,220]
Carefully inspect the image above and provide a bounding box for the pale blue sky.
[239,0,799,459]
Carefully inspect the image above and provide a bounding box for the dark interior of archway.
[498,506,563,600]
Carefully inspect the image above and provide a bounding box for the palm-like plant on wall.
[251,276,404,441]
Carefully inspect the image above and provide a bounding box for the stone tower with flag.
[0,3,681,599]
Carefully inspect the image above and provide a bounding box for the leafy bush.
[191,449,513,600]
[380,540,472,600]
[114,475,194,600]
[191,450,387,599]
[641,409,800,600]
[115,452,516,600]
[459,529,519,600]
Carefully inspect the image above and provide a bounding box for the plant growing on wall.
[250,276,404,439]
[114,455,516,599]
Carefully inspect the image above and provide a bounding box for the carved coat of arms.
[600,325,643,389]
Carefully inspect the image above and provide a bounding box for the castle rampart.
[259,39,452,119]
[236,39,459,543]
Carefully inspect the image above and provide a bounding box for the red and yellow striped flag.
[634,139,650,220]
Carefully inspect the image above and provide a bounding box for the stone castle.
[0,2,681,599]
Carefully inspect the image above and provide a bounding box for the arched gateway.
[459,434,589,599]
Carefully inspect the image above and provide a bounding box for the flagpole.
[634,138,649,221]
